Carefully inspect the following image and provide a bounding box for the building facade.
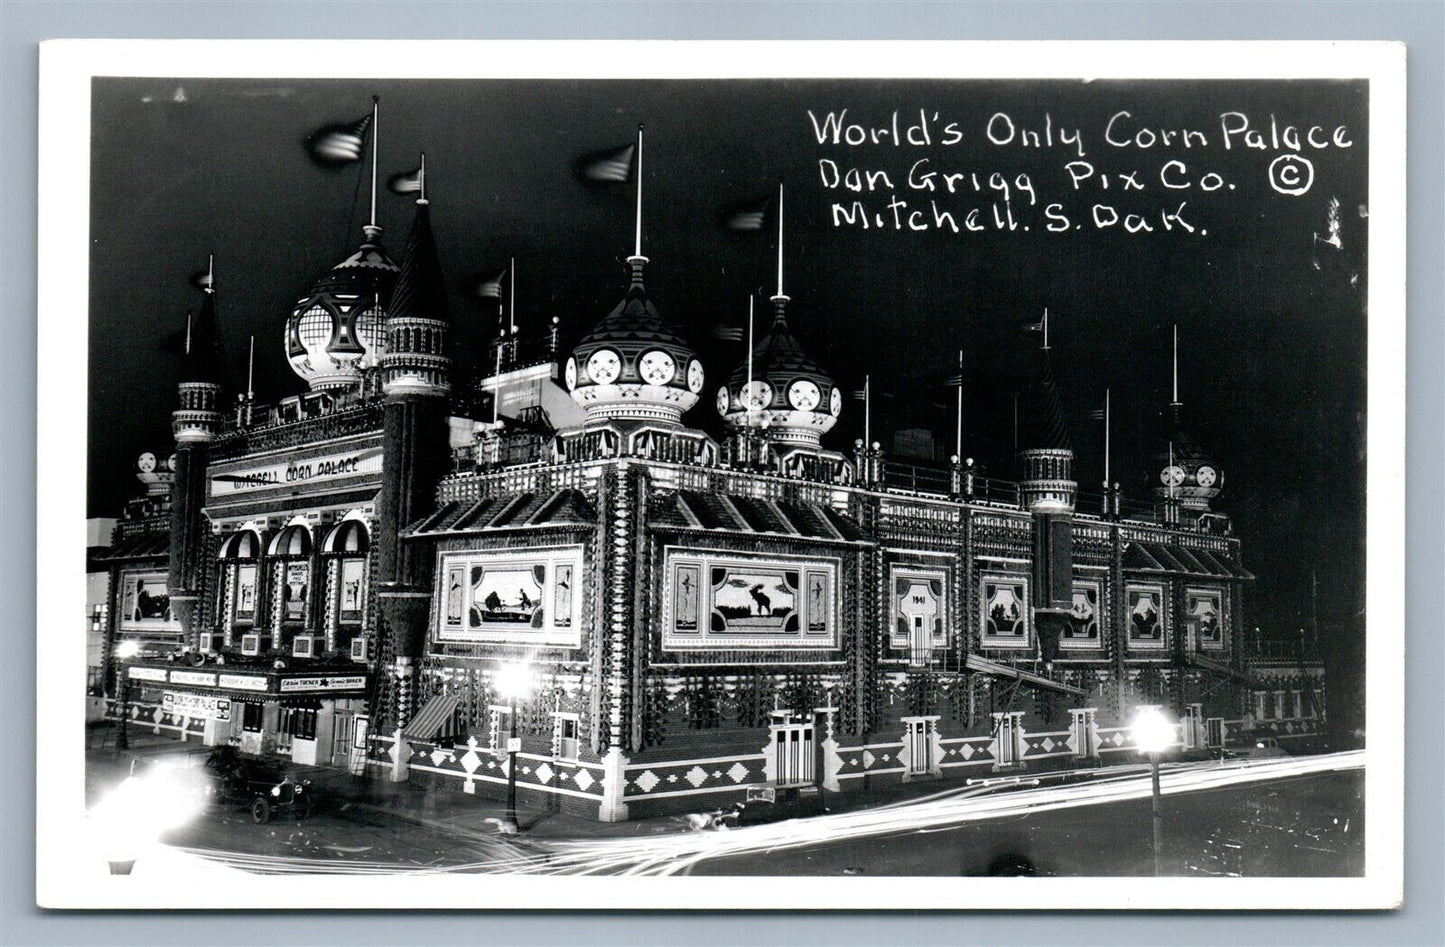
[104,136,1326,821]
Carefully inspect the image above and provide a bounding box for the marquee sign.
[126,666,168,682]
[279,675,367,693]
[210,447,382,496]
[163,692,231,721]
[218,673,270,691]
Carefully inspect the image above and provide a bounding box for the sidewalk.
[83,724,1122,843]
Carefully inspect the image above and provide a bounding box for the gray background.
[2,2,1440,945]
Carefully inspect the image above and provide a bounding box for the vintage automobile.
[201,746,316,823]
[721,784,828,827]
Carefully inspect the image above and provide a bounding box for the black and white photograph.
[36,40,1405,910]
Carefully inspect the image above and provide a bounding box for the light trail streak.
[173,751,1363,877]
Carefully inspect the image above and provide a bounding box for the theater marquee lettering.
[210,447,382,495]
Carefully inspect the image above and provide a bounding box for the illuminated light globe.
[494,661,536,702]
[285,225,399,391]
[1131,706,1177,756]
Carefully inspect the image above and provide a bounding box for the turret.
[717,186,842,460]
[564,129,704,428]
[1015,310,1075,664]
[1153,326,1223,525]
[374,155,453,734]
[168,257,224,649]
[285,98,399,392]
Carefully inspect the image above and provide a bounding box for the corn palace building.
[99,144,1327,822]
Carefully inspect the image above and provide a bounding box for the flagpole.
[1171,324,1180,406]
[368,96,379,231]
[508,256,516,365]
[745,296,755,429]
[492,346,502,426]
[246,335,255,401]
[633,125,644,260]
[417,152,427,205]
[1042,307,1049,351]
[775,182,785,299]
[206,253,214,294]
[1103,387,1111,489]
[864,374,872,448]
[184,311,192,355]
[954,349,964,461]
[1169,441,1176,501]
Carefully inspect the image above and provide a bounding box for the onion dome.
[564,257,705,425]
[717,186,840,447]
[1152,328,1222,513]
[285,224,399,391]
[718,295,841,446]
[1152,404,1223,512]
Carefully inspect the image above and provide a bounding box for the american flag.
[469,269,508,300]
[579,144,635,183]
[712,324,745,342]
[307,113,372,165]
[388,167,423,194]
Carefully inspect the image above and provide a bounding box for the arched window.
[268,524,312,558]
[218,529,262,630]
[269,524,312,624]
[321,519,369,555]
[218,530,261,560]
[323,520,370,630]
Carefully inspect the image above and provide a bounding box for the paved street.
[85,729,1363,878]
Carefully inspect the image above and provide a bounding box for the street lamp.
[90,757,205,875]
[494,660,535,834]
[114,639,141,751]
[1131,705,1177,877]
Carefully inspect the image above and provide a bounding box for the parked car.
[722,784,827,827]
[201,746,316,823]
[1216,733,1291,760]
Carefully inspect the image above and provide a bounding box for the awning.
[404,488,597,537]
[92,532,169,562]
[1123,541,1253,580]
[1187,652,1258,687]
[964,654,1088,698]
[402,692,461,741]
[649,490,868,543]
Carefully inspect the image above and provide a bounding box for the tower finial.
[630,124,645,262]
[416,152,428,206]
[773,182,787,301]
[368,96,380,233]
[1171,323,1181,406]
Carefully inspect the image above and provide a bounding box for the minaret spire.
[630,125,645,262]
[368,96,380,234]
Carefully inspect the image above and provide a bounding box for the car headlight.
[271,786,281,797]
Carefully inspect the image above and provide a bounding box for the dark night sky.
[87,76,1368,638]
